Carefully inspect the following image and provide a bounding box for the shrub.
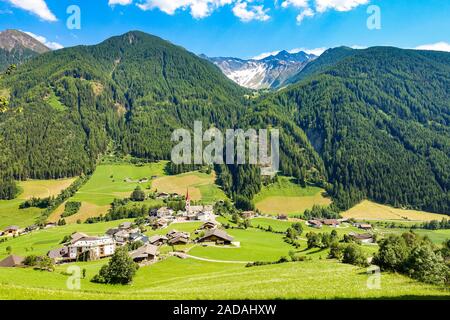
[61,201,81,218]
[342,244,368,267]
[23,255,39,266]
[130,186,146,202]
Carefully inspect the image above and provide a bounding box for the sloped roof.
[149,235,168,243]
[71,232,88,242]
[0,255,24,267]
[4,225,19,231]
[130,244,159,259]
[199,229,234,242]
[48,247,69,259]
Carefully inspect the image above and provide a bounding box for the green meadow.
[0,214,449,299]
[71,162,167,206]
[0,179,75,229]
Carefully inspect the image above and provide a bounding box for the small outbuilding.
[0,255,24,267]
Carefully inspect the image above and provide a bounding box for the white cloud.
[281,0,309,9]
[296,7,314,24]
[415,42,450,53]
[315,0,370,13]
[232,1,270,22]
[123,0,370,23]
[109,0,133,5]
[137,0,234,19]
[23,31,64,50]
[6,0,57,21]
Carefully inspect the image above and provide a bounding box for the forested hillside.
[266,47,450,213]
[0,31,449,214]
[0,31,324,206]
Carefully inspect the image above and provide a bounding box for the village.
[0,188,375,268]
[0,190,239,267]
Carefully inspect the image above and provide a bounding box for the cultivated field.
[151,171,227,203]
[343,200,449,222]
[49,162,167,223]
[0,178,76,229]
[254,177,331,216]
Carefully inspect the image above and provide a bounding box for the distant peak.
[0,29,50,54]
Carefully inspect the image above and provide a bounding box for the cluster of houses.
[150,190,216,230]
[306,219,373,230]
[0,222,57,238]
[43,217,234,266]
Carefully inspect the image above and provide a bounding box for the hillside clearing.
[151,171,227,203]
[254,177,331,216]
[343,200,449,222]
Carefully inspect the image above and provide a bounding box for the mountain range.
[205,50,317,89]
[0,30,449,215]
[0,30,50,72]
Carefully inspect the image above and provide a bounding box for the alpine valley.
[1,30,449,214]
[0,29,449,300]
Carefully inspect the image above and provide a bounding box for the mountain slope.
[0,29,49,71]
[0,31,324,190]
[206,50,316,89]
[265,46,450,213]
[287,46,356,84]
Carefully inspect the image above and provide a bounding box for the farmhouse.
[199,221,218,230]
[47,247,70,263]
[148,235,168,246]
[106,228,120,237]
[156,192,170,199]
[3,226,20,237]
[242,211,256,219]
[71,232,89,243]
[322,219,340,227]
[129,244,159,263]
[277,214,288,221]
[197,211,215,222]
[307,220,322,228]
[167,230,190,245]
[157,207,174,218]
[168,235,189,245]
[198,229,234,245]
[119,222,133,230]
[113,230,131,244]
[152,218,169,229]
[354,223,373,230]
[68,236,116,260]
[349,233,374,244]
[129,232,149,244]
[0,255,24,268]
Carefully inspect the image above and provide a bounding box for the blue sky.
[0,0,449,59]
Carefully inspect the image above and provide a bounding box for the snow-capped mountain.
[204,50,317,89]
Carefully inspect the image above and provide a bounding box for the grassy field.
[0,216,448,299]
[343,200,449,222]
[377,227,450,245]
[0,256,448,300]
[0,179,76,230]
[254,177,331,216]
[48,162,167,223]
[152,171,227,203]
